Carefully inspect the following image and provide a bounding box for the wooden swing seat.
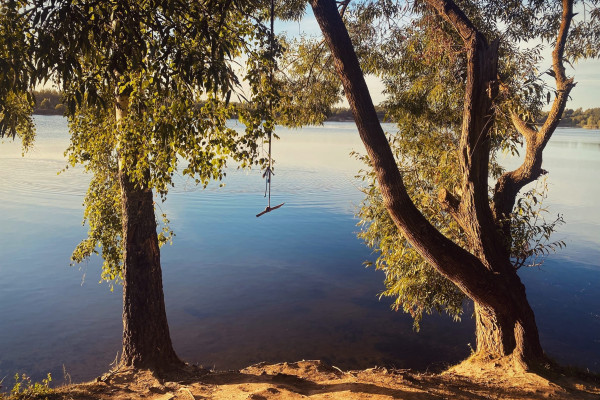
[256,202,284,218]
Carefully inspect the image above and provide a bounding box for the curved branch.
[493,0,576,223]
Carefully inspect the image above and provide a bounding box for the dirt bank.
[51,359,599,400]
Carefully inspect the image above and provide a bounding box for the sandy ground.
[49,359,600,400]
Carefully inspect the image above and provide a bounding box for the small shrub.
[0,373,53,400]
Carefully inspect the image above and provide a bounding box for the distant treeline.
[32,89,65,115]
[31,91,598,129]
[325,106,386,122]
[326,106,600,128]
[548,107,600,129]
[32,90,389,122]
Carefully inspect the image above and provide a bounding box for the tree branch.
[438,187,468,231]
[509,111,536,141]
[337,0,351,18]
[493,0,576,224]
[438,187,460,215]
[424,0,504,263]
[423,0,478,42]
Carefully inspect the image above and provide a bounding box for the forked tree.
[304,0,599,369]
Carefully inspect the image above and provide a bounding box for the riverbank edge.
[41,359,600,400]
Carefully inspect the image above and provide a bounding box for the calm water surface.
[0,116,598,384]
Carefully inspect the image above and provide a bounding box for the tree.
[21,0,273,372]
[305,0,599,369]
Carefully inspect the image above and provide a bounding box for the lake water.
[0,116,598,385]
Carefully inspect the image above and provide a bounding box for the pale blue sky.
[277,12,599,110]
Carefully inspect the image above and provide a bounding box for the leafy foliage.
[66,103,123,283]
[274,36,343,126]
[356,151,465,328]
[0,0,35,144]
[20,0,279,282]
[508,178,565,269]
[273,0,307,21]
[0,91,35,152]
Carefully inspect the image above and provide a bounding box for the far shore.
[29,110,600,130]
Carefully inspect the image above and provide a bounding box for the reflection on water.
[0,117,598,384]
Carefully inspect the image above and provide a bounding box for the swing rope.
[256,0,284,218]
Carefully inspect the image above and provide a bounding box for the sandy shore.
[47,359,600,400]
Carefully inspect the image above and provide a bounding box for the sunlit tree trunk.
[470,269,544,365]
[115,94,182,370]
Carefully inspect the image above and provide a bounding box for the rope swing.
[256,0,284,218]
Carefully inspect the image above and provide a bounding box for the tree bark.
[471,269,544,366]
[116,94,182,371]
[309,0,546,368]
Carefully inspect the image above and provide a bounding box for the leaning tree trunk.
[116,94,182,371]
[310,0,548,369]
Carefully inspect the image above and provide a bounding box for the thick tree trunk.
[118,168,182,370]
[116,94,182,371]
[472,270,544,366]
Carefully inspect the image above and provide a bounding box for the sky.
[277,9,600,110]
